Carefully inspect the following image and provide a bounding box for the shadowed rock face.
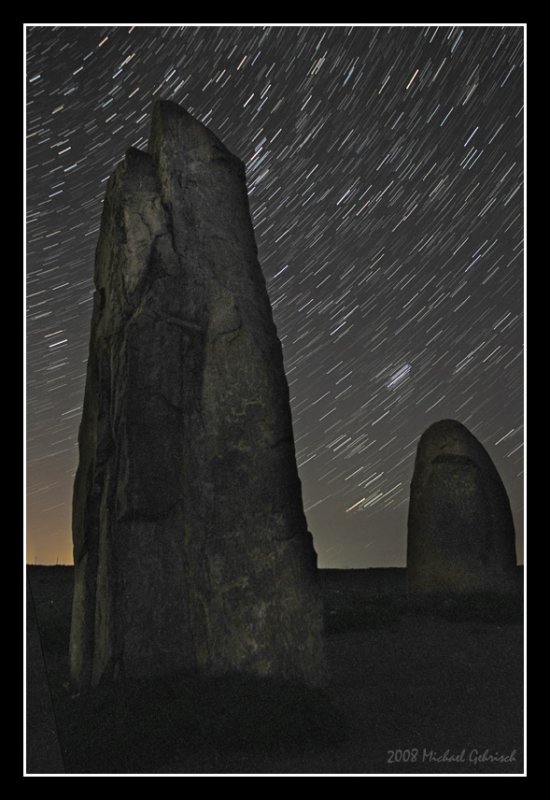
[407,419,517,594]
[70,100,326,690]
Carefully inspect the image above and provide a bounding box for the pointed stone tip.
[149,97,241,168]
[152,98,194,124]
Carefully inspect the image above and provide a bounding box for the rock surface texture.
[70,100,326,690]
[407,419,517,594]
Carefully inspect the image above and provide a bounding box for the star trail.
[26,24,524,567]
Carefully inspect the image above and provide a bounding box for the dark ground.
[26,566,524,775]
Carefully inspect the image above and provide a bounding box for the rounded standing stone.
[407,419,517,595]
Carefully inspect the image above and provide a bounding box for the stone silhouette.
[407,419,517,594]
[70,99,326,690]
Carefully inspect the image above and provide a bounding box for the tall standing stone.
[70,100,326,690]
[407,419,517,594]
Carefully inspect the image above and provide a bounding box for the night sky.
[26,25,524,567]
